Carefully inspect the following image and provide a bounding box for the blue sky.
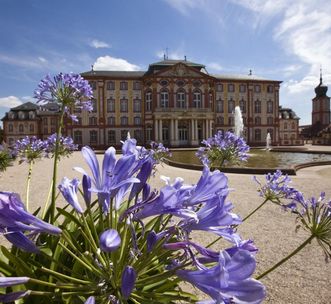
[1,0,331,126]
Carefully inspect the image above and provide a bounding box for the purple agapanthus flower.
[0,276,30,287]
[0,290,31,303]
[74,146,140,213]
[150,141,172,164]
[0,192,61,252]
[13,136,46,164]
[121,266,137,299]
[196,131,250,168]
[177,249,265,304]
[84,296,95,304]
[58,177,83,213]
[34,73,93,121]
[99,229,121,252]
[44,134,78,158]
[254,170,299,204]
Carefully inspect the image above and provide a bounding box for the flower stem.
[25,162,33,212]
[50,111,65,224]
[242,198,269,222]
[256,234,315,280]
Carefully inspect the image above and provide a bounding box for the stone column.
[170,119,175,142]
[154,119,158,141]
[195,120,198,141]
[174,119,178,143]
[191,119,195,141]
[159,119,163,142]
[202,120,206,139]
[209,120,213,137]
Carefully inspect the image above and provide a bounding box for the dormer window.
[18,111,25,119]
[29,111,35,119]
[8,111,15,119]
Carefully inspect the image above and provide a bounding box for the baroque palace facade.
[2,59,282,148]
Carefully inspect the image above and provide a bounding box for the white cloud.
[89,39,111,49]
[207,62,223,72]
[38,56,47,63]
[0,96,24,108]
[164,0,206,15]
[156,49,185,60]
[93,56,140,71]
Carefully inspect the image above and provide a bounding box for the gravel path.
[1,153,331,303]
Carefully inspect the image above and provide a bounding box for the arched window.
[284,122,288,129]
[267,100,273,113]
[19,124,24,132]
[228,99,234,113]
[254,116,261,125]
[107,98,115,113]
[145,91,152,112]
[74,131,82,144]
[216,99,224,113]
[239,99,246,113]
[160,90,169,108]
[176,89,186,108]
[254,100,261,113]
[193,90,202,108]
[254,129,261,141]
[120,99,128,112]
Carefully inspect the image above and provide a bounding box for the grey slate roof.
[81,71,145,78]
[11,102,39,111]
[279,106,299,119]
[211,73,281,82]
[149,59,205,68]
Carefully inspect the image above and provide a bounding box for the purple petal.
[81,146,101,188]
[0,276,29,287]
[121,266,136,299]
[0,290,30,303]
[99,229,121,252]
[84,296,95,304]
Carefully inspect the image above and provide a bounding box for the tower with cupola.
[311,69,330,136]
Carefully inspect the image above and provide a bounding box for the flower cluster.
[0,144,13,172]
[13,134,77,163]
[254,170,299,205]
[34,73,93,121]
[0,136,265,303]
[149,141,172,164]
[196,130,250,168]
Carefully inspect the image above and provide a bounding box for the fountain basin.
[166,148,331,175]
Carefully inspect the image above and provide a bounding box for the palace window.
[51,118,57,126]
[254,129,261,141]
[193,90,202,108]
[89,117,97,125]
[108,130,116,144]
[284,122,288,129]
[107,116,115,126]
[146,125,153,142]
[239,99,246,113]
[120,81,128,90]
[120,99,128,112]
[133,99,141,112]
[267,85,274,93]
[8,124,13,132]
[217,116,224,125]
[267,100,273,113]
[74,131,82,145]
[133,81,141,90]
[134,130,143,143]
[74,117,82,125]
[134,116,141,125]
[254,100,261,113]
[239,84,246,93]
[216,99,224,113]
[107,98,115,112]
[19,124,24,132]
[162,125,169,141]
[145,91,152,112]
[178,123,188,141]
[176,80,185,87]
[228,84,234,92]
[216,83,223,92]
[176,90,186,108]
[255,85,261,93]
[228,117,234,126]
[160,79,168,87]
[267,128,273,140]
[267,117,273,125]
[160,90,169,108]
[107,81,115,90]
[30,124,34,132]
[43,117,48,125]
[254,116,261,125]
[228,99,234,113]
[292,122,295,129]
[121,116,128,126]
[90,130,98,144]
[121,130,128,140]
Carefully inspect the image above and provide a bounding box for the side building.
[2,59,282,148]
[278,106,303,145]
